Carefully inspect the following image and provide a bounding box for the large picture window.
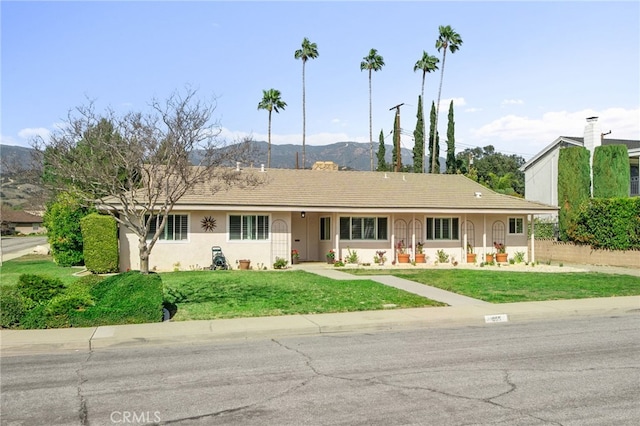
[339,217,387,240]
[229,215,269,240]
[146,214,188,241]
[426,217,459,240]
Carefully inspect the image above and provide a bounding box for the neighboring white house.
[115,168,557,272]
[520,117,640,212]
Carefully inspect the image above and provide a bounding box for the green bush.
[0,286,26,328]
[16,274,65,304]
[43,192,94,266]
[558,147,591,241]
[569,197,640,250]
[71,271,163,327]
[593,145,630,198]
[20,304,47,329]
[81,213,119,274]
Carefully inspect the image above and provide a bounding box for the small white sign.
[484,314,509,323]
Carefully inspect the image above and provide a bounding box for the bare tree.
[35,88,258,273]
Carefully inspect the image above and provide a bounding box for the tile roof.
[176,168,557,214]
[0,208,43,223]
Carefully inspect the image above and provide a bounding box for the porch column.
[334,212,339,260]
[530,214,536,263]
[411,213,416,261]
[463,213,468,263]
[482,214,487,258]
[391,213,396,262]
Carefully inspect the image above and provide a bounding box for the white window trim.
[426,216,461,241]
[508,217,525,235]
[146,213,190,244]
[227,213,271,242]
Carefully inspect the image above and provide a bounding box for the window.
[229,215,269,240]
[146,214,188,241]
[320,217,331,241]
[426,217,459,240]
[509,217,524,234]
[339,217,387,240]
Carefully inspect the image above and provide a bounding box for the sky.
[1,0,639,161]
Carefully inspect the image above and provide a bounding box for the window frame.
[146,213,189,242]
[426,217,460,241]
[508,217,525,235]
[228,214,270,241]
[339,216,388,241]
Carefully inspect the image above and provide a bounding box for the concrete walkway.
[297,262,491,306]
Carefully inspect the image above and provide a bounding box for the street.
[0,235,47,257]
[1,314,639,425]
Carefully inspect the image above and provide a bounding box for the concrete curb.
[2,296,638,355]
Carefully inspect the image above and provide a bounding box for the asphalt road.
[0,235,47,255]
[2,314,639,425]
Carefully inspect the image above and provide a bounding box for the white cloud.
[439,97,466,109]
[472,107,640,154]
[17,127,51,141]
[501,99,524,106]
[465,107,482,113]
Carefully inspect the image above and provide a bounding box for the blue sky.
[2,0,639,160]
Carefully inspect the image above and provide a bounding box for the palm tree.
[360,48,385,171]
[431,25,463,174]
[294,37,319,169]
[257,88,287,169]
[413,51,439,173]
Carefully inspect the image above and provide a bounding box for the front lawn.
[0,254,80,286]
[161,270,443,321]
[347,269,640,303]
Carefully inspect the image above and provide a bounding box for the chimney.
[584,116,601,196]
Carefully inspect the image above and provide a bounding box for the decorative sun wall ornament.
[201,216,217,232]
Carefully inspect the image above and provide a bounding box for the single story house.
[0,208,45,235]
[520,117,640,212]
[117,167,557,271]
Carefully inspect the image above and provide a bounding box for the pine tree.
[445,100,456,173]
[412,95,424,173]
[428,101,440,173]
[376,129,387,171]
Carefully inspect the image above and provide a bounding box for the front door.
[291,213,307,261]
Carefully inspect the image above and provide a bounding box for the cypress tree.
[391,111,400,171]
[558,147,591,241]
[376,129,387,171]
[445,100,456,173]
[593,145,630,198]
[412,95,424,173]
[428,101,440,173]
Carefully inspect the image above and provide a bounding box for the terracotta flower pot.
[238,259,251,270]
[415,253,426,263]
[496,253,508,263]
[466,253,476,263]
[397,253,410,263]
[485,254,494,263]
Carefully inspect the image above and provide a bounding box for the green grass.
[0,254,80,286]
[347,269,640,303]
[161,270,444,321]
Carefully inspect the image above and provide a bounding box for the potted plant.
[374,250,387,265]
[466,243,476,263]
[485,252,495,263]
[238,259,251,270]
[396,240,410,263]
[326,249,335,264]
[415,242,426,263]
[291,249,300,264]
[494,242,508,263]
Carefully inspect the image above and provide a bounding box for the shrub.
[436,249,449,263]
[16,274,65,304]
[558,147,590,241]
[0,286,26,328]
[569,197,640,250]
[345,248,359,264]
[43,192,94,266]
[71,271,163,327]
[273,257,288,269]
[20,304,48,329]
[593,145,630,198]
[81,213,119,273]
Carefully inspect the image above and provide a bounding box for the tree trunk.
[421,75,425,173]
[369,69,373,171]
[267,110,272,169]
[432,50,447,174]
[139,239,150,274]
[302,60,306,170]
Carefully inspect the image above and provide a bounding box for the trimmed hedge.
[569,197,640,250]
[81,213,119,274]
[16,274,65,304]
[70,271,163,327]
[593,145,630,198]
[0,286,26,328]
[558,147,591,241]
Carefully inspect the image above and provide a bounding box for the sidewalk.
[1,261,639,355]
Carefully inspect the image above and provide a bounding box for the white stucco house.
[115,167,557,271]
[520,117,640,213]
